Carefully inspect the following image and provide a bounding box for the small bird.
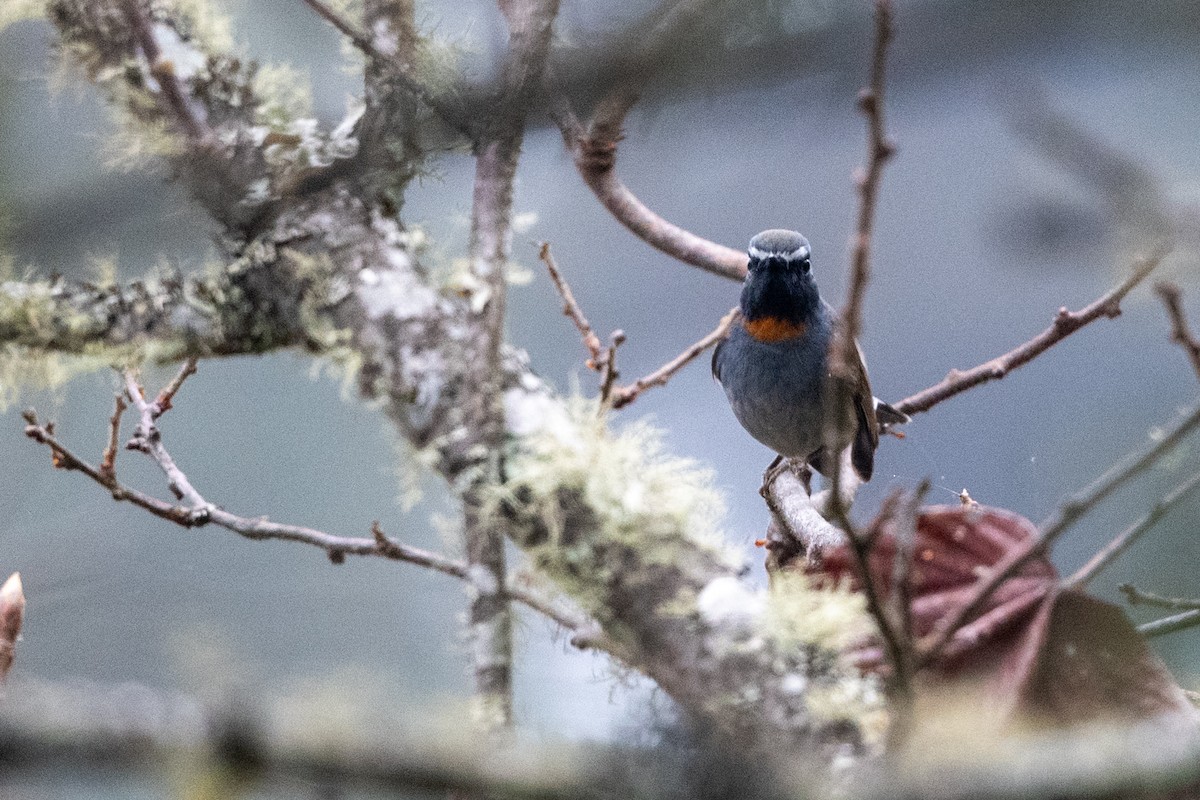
[712,229,905,484]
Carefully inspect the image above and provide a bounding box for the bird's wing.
[711,334,726,382]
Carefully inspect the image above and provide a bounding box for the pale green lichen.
[765,573,874,653]
[0,0,47,32]
[163,0,234,53]
[499,398,740,612]
[253,63,313,131]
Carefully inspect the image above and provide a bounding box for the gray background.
[1,0,1198,765]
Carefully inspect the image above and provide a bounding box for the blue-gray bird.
[712,229,905,482]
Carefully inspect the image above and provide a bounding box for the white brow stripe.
[748,245,810,261]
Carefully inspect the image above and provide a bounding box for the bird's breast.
[742,316,807,343]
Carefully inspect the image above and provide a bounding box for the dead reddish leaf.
[806,504,1196,725]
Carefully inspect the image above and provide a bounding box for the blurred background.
[1,0,1199,793]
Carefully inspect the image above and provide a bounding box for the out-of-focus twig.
[1120,584,1200,611]
[895,246,1171,416]
[1139,609,1200,639]
[118,0,213,143]
[1156,282,1200,381]
[1067,470,1200,589]
[921,401,1200,663]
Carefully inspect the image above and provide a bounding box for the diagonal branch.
[1067,470,1200,589]
[609,307,738,409]
[920,400,1200,663]
[894,246,1171,416]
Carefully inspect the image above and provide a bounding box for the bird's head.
[740,229,820,338]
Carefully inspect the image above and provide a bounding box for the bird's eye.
[798,257,811,273]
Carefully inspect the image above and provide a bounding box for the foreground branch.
[921,400,1200,662]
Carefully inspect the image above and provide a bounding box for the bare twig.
[1119,584,1200,611]
[21,409,600,645]
[98,393,126,483]
[921,401,1200,663]
[1067,470,1200,589]
[1139,609,1200,639]
[835,0,895,380]
[609,307,738,409]
[823,0,896,523]
[299,0,472,137]
[538,242,603,364]
[1156,282,1200,381]
[895,246,1171,416]
[151,356,198,417]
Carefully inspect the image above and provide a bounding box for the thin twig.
[21,409,599,645]
[1067,470,1200,589]
[895,246,1171,416]
[152,357,198,418]
[538,242,603,364]
[299,0,472,137]
[920,401,1200,663]
[609,306,738,409]
[836,0,895,379]
[98,393,127,483]
[1139,609,1200,639]
[1156,282,1200,381]
[1119,584,1200,611]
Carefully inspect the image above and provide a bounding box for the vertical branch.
[462,0,562,733]
[361,0,423,211]
[824,0,895,516]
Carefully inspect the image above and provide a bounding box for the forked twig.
[1156,282,1200,381]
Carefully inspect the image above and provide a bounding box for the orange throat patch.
[743,316,807,343]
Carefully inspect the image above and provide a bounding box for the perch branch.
[1156,282,1200,381]
[1067,470,1200,589]
[921,400,1200,663]
[895,246,1171,416]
